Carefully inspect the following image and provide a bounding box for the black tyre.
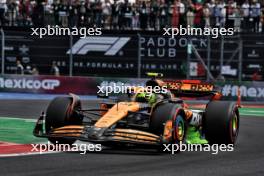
[45,96,82,145]
[150,103,186,144]
[204,101,239,144]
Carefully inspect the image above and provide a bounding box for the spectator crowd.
[0,0,263,32]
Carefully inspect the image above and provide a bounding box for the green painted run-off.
[239,108,264,117]
[0,117,47,144]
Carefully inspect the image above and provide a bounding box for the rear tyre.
[45,96,82,145]
[204,101,239,144]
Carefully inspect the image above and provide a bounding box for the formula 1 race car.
[33,73,240,149]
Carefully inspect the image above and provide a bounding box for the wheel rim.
[229,113,239,144]
[232,114,238,135]
[175,116,184,141]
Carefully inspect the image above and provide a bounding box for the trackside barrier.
[0,74,263,101]
[2,29,264,80]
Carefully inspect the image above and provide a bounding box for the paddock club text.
[139,37,207,58]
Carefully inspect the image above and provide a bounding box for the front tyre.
[45,96,82,145]
[150,103,187,152]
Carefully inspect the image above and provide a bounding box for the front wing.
[33,114,163,146]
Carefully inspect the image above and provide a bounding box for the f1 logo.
[67,37,130,56]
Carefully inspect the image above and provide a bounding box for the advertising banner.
[3,28,263,80]
[219,81,264,101]
[0,75,147,95]
[0,74,263,101]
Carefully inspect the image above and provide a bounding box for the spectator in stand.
[171,0,179,28]
[193,0,203,28]
[56,0,62,25]
[234,4,242,32]
[102,0,111,29]
[18,0,27,26]
[79,0,87,27]
[226,0,236,28]
[32,0,44,27]
[28,0,34,25]
[262,6,264,32]
[50,61,60,76]
[149,0,158,30]
[7,0,17,26]
[208,0,216,27]
[241,0,250,32]
[44,0,54,25]
[86,0,93,27]
[16,59,24,75]
[176,0,185,26]
[186,0,195,27]
[167,2,173,27]
[215,0,226,27]
[111,0,119,29]
[250,0,261,32]
[31,64,39,75]
[159,0,168,28]
[68,0,79,27]
[24,65,32,74]
[252,68,262,81]
[0,0,6,26]
[139,1,148,30]
[59,0,68,27]
[132,2,140,29]
[94,0,102,27]
[52,0,60,25]
[122,0,132,29]
[203,3,211,27]
[117,1,124,29]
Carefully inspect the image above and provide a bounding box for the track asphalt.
[0,99,264,176]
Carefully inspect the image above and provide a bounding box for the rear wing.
[164,80,221,98]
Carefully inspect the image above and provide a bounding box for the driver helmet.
[135,92,157,105]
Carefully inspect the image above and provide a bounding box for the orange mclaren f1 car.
[33,74,240,149]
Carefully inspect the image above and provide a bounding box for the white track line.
[0,151,61,158]
[0,116,37,122]
[240,113,264,117]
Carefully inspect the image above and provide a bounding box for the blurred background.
[0,0,263,100]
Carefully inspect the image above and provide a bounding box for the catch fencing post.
[238,39,243,82]
[1,28,5,75]
[69,32,73,77]
[187,38,192,79]
[137,33,141,78]
[206,36,211,81]
[220,35,224,76]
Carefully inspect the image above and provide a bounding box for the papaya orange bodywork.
[114,129,159,139]
[95,102,140,128]
[51,125,84,137]
[163,120,173,142]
